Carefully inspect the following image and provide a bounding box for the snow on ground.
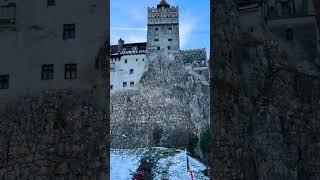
[111,147,209,180]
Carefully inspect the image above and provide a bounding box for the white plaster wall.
[0,0,107,103]
[110,54,147,92]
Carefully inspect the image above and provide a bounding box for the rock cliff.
[111,55,209,156]
[211,0,320,179]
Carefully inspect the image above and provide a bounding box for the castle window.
[130,81,134,87]
[286,28,293,41]
[42,64,54,80]
[168,27,172,34]
[142,59,144,61]
[168,46,171,50]
[0,75,9,89]
[63,24,75,40]
[136,59,138,61]
[157,47,160,50]
[282,2,291,16]
[168,39,172,41]
[154,39,159,41]
[125,59,127,63]
[65,64,77,79]
[130,69,134,74]
[110,85,113,90]
[123,82,127,87]
[155,28,159,36]
[48,0,55,6]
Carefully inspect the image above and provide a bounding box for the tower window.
[168,27,172,34]
[154,39,159,41]
[155,28,159,36]
[65,64,77,79]
[0,75,9,89]
[123,82,127,87]
[130,69,134,74]
[63,24,75,40]
[110,85,113,90]
[286,28,293,41]
[168,46,171,50]
[168,39,172,41]
[142,59,144,61]
[48,0,55,6]
[136,59,138,61]
[130,81,134,87]
[125,59,127,63]
[42,64,54,80]
[157,47,160,50]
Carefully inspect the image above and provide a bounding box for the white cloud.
[179,13,198,48]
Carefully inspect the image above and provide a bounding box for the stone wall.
[211,0,320,179]
[0,90,108,180]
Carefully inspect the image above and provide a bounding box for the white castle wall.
[110,54,147,92]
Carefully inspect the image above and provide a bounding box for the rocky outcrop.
[111,55,209,156]
[0,90,108,180]
[211,0,320,179]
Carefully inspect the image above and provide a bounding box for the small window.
[168,27,172,34]
[168,39,172,41]
[130,81,134,87]
[154,39,159,42]
[125,59,127,63]
[168,46,171,50]
[123,82,127,87]
[155,28,159,36]
[136,59,138,61]
[42,64,54,80]
[0,75,9,89]
[142,59,144,61]
[130,69,134,74]
[65,64,77,79]
[48,0,55,6]
[286,28,293,41]
[63,24,75,40]
[157,47,160,50]
[110,85,113,90]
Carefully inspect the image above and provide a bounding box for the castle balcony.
[0,3,16,26]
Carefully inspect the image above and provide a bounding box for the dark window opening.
[168,46,171,50]
[136,59,138,61]
[125,59,127,63]
[48,0,55,6]
[110,85,113,90]
[0,75,9,89]
[155,28,159,35]
[157,47,160,50]
[130,69,134,74]
[142,59,144,61]
[154,39,159,41]
[65,64,77,79]
[63,24,75,40]
[42,64,54,80]
[168,39,172,41]
[123,82,127,87]
[286,28,293,41]
[130,81,134,87]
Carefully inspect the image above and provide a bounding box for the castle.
[0,0,107,104]
[110,0,208,92]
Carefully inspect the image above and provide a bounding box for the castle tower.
[146,0,180,58]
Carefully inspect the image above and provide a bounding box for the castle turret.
[118,38,124,52]
[147,0,180,58]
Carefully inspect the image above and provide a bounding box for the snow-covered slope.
[111,147,210,180]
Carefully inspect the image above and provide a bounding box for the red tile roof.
[157,0,170,8]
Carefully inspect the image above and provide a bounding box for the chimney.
[118,38,124,52]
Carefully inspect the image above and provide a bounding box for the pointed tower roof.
[157,0,170,8]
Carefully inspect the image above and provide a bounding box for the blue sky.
[110,0,210,58]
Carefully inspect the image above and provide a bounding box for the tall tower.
[147,0,180,58]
